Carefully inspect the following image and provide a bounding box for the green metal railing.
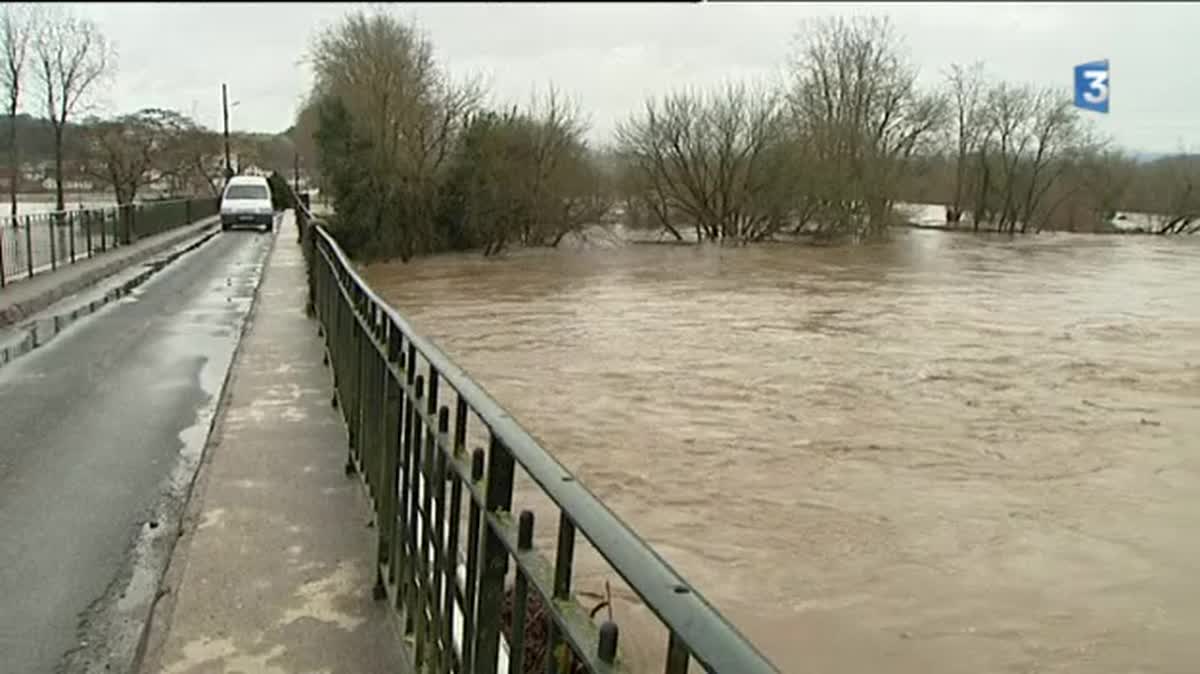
[294,194,779,674]
[0,197,220,289]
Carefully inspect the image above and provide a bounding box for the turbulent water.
[364,228,1200,674]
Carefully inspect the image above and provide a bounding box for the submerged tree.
[616,82,812,243]
[786,15,948,240]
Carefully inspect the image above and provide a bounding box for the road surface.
[0,228,273,673]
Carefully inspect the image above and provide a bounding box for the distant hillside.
[1134,151,1200,164]
[0,114,86,163]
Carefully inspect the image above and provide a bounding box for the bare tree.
[982,83,1032,232]
[33,7,114,213]
[787,15,948,240]
[1142,153,1200,234]
[81,108,196,206]
[944,61,987,225]
[1082,149,1136,225]
[517,86,585,246]
[436,89,611,257]
[1017,89,1083,232]
[1040,144,1132,233]
[1,2,36,217]
[310,9,481,260]
[616,82,795,243]
[174,127,224,197]
[547,145,614,246]
[292,98,322,185]
[975,83,1085,233]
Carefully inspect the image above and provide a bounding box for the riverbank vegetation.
[303,12,613,261]
[303,9,1197,259]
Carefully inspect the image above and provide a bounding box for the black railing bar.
[313,227,778,674]
[483,508,620,674]
[396,461,618,674]
[376,554,477,671]
[392,450,516,670]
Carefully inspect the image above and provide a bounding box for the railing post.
[666,631,691,674]
[376,326,403,594]
[388,340,411,589]
[509,510,535,674]
[24,215,33,278]
[598,621,620,665]
[441,397,468,673]
[473,435,515,674]
[0,224,6,288]
[402,373,426,634]
[84,208,93,258]
[462,449,486,674]
[412,370,442,670]
[424,399,451,673]
[544,509,579,668]
[49,213,57,271]
[68,209,76,264]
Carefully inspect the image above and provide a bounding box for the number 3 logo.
[1082,69,1109,104]
[1074,59,1110,113]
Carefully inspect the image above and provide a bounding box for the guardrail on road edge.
[0,197,219,289]
[290,191,780,674]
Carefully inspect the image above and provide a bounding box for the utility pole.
[222,84,233,184]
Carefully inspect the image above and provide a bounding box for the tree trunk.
[952,147,966,216]
[8,105,17,218]
[973,159,989,232]
[53,125,65,212]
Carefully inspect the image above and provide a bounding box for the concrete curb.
[0,218,219,330]
[131,233,277,674]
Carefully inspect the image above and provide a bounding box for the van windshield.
[225,185,269,200]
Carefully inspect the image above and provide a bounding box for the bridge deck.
[140,212,410,673]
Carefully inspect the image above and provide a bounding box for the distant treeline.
[895,152,1200,226]
[299,10,1200,259]
[0,114,86,165]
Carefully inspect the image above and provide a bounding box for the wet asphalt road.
[0,229,273,674]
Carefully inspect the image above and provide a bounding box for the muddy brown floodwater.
[364,228,1200,674]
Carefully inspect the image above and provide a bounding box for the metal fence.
[296,197,779,674]
[0,197,220,288]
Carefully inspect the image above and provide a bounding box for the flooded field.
[5,194,117,217]
[364,228,1200,673]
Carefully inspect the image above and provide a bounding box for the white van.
[220,175,275,232]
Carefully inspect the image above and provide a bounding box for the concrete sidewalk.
[0,217,218,329]
[138,212,407,674]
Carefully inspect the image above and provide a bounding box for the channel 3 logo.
[1074,60,1110,113]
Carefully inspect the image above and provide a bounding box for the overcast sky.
[66,2,1197,154]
